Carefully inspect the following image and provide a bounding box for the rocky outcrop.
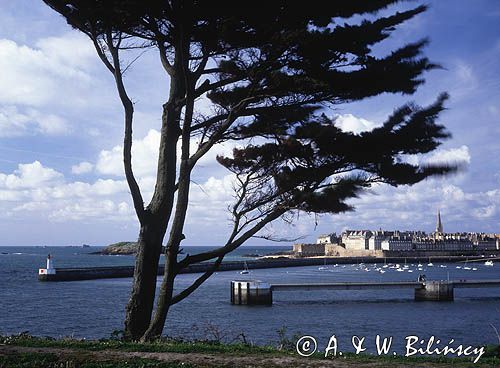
[94,242,167,255]
[93,242,139,255]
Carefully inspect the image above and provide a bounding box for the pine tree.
[44,0,456,341]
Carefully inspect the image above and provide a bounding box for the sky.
[0,1,499,246]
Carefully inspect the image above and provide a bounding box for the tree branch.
[178,207,286,268]
[106,31,145,222]
[171,255,224,305]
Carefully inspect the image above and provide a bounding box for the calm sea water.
[1,246,500,355]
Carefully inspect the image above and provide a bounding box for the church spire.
[436,209,443,234]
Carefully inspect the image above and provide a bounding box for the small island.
[92,242,166,255]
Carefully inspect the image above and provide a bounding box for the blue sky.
[0,1,499,246]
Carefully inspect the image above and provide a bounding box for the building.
[293,243,325,257]
[341,230,372,250]
[317,233,337,244]
[368,230,396,250]
[310,209,500,255]
[381,232,413,251]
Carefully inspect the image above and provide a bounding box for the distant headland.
[90,242,163,255]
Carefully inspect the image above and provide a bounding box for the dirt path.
[0,344,486,367]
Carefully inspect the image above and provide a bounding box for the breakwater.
[38,255,490,281]
[230,278,500,305]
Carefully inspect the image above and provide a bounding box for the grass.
[0,333,279,355]
[1,333,499,367]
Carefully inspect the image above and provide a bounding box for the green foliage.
[2,334,499,366]
[0,333,278,356]
[483,344,500,358]
[275,327,303,352]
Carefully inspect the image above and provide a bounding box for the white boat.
[485,260,494,266]
[240,261,250,274]
[379,269,386,274]
[439,265,447,268]
[456,266,462,269]
[318,258,329,270]
[417,263,423,268]
[472,267,477,271]
[427,262,434,267]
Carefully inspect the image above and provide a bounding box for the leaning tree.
[43,0,457,341]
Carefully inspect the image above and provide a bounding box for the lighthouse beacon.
[39,254,56,275]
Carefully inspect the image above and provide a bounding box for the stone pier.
[414,281,454,301]
[228,279,490,305]
[230,280,272,305]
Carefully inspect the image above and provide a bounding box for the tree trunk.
[140,259,175,341]
[124,221,164,340]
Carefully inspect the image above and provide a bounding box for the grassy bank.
[1,334,499,367]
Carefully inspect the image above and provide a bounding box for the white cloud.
[0,189,25,201]
[0,106,70,137]
[96,129,160,177]
[0,32,118,140]
[317,176,500,235]
[402,146,471,168]
[48,199,132,222]
[36,113,70,135]
[472,205,496,219]
[190,174,235,205]
[35,33,96,70]
[95,129,239,178]
[334,113,379,134]
[0,161,63,189]
[71,161,93,175]
[423,145,471,166]
[0,35,94,107]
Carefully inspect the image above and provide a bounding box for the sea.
[1,245,500,356]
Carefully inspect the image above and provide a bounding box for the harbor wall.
[38,253,499,282]
[323,246,500,258]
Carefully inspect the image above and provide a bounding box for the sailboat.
[463,258,471,270]
[427,257,434,267]
[240,261,250,274]
[318,258,330,271]
[403,258,409,269]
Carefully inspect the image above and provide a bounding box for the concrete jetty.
[38,254,494,282]
[39,256,351,281]
[230,279,500,305]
